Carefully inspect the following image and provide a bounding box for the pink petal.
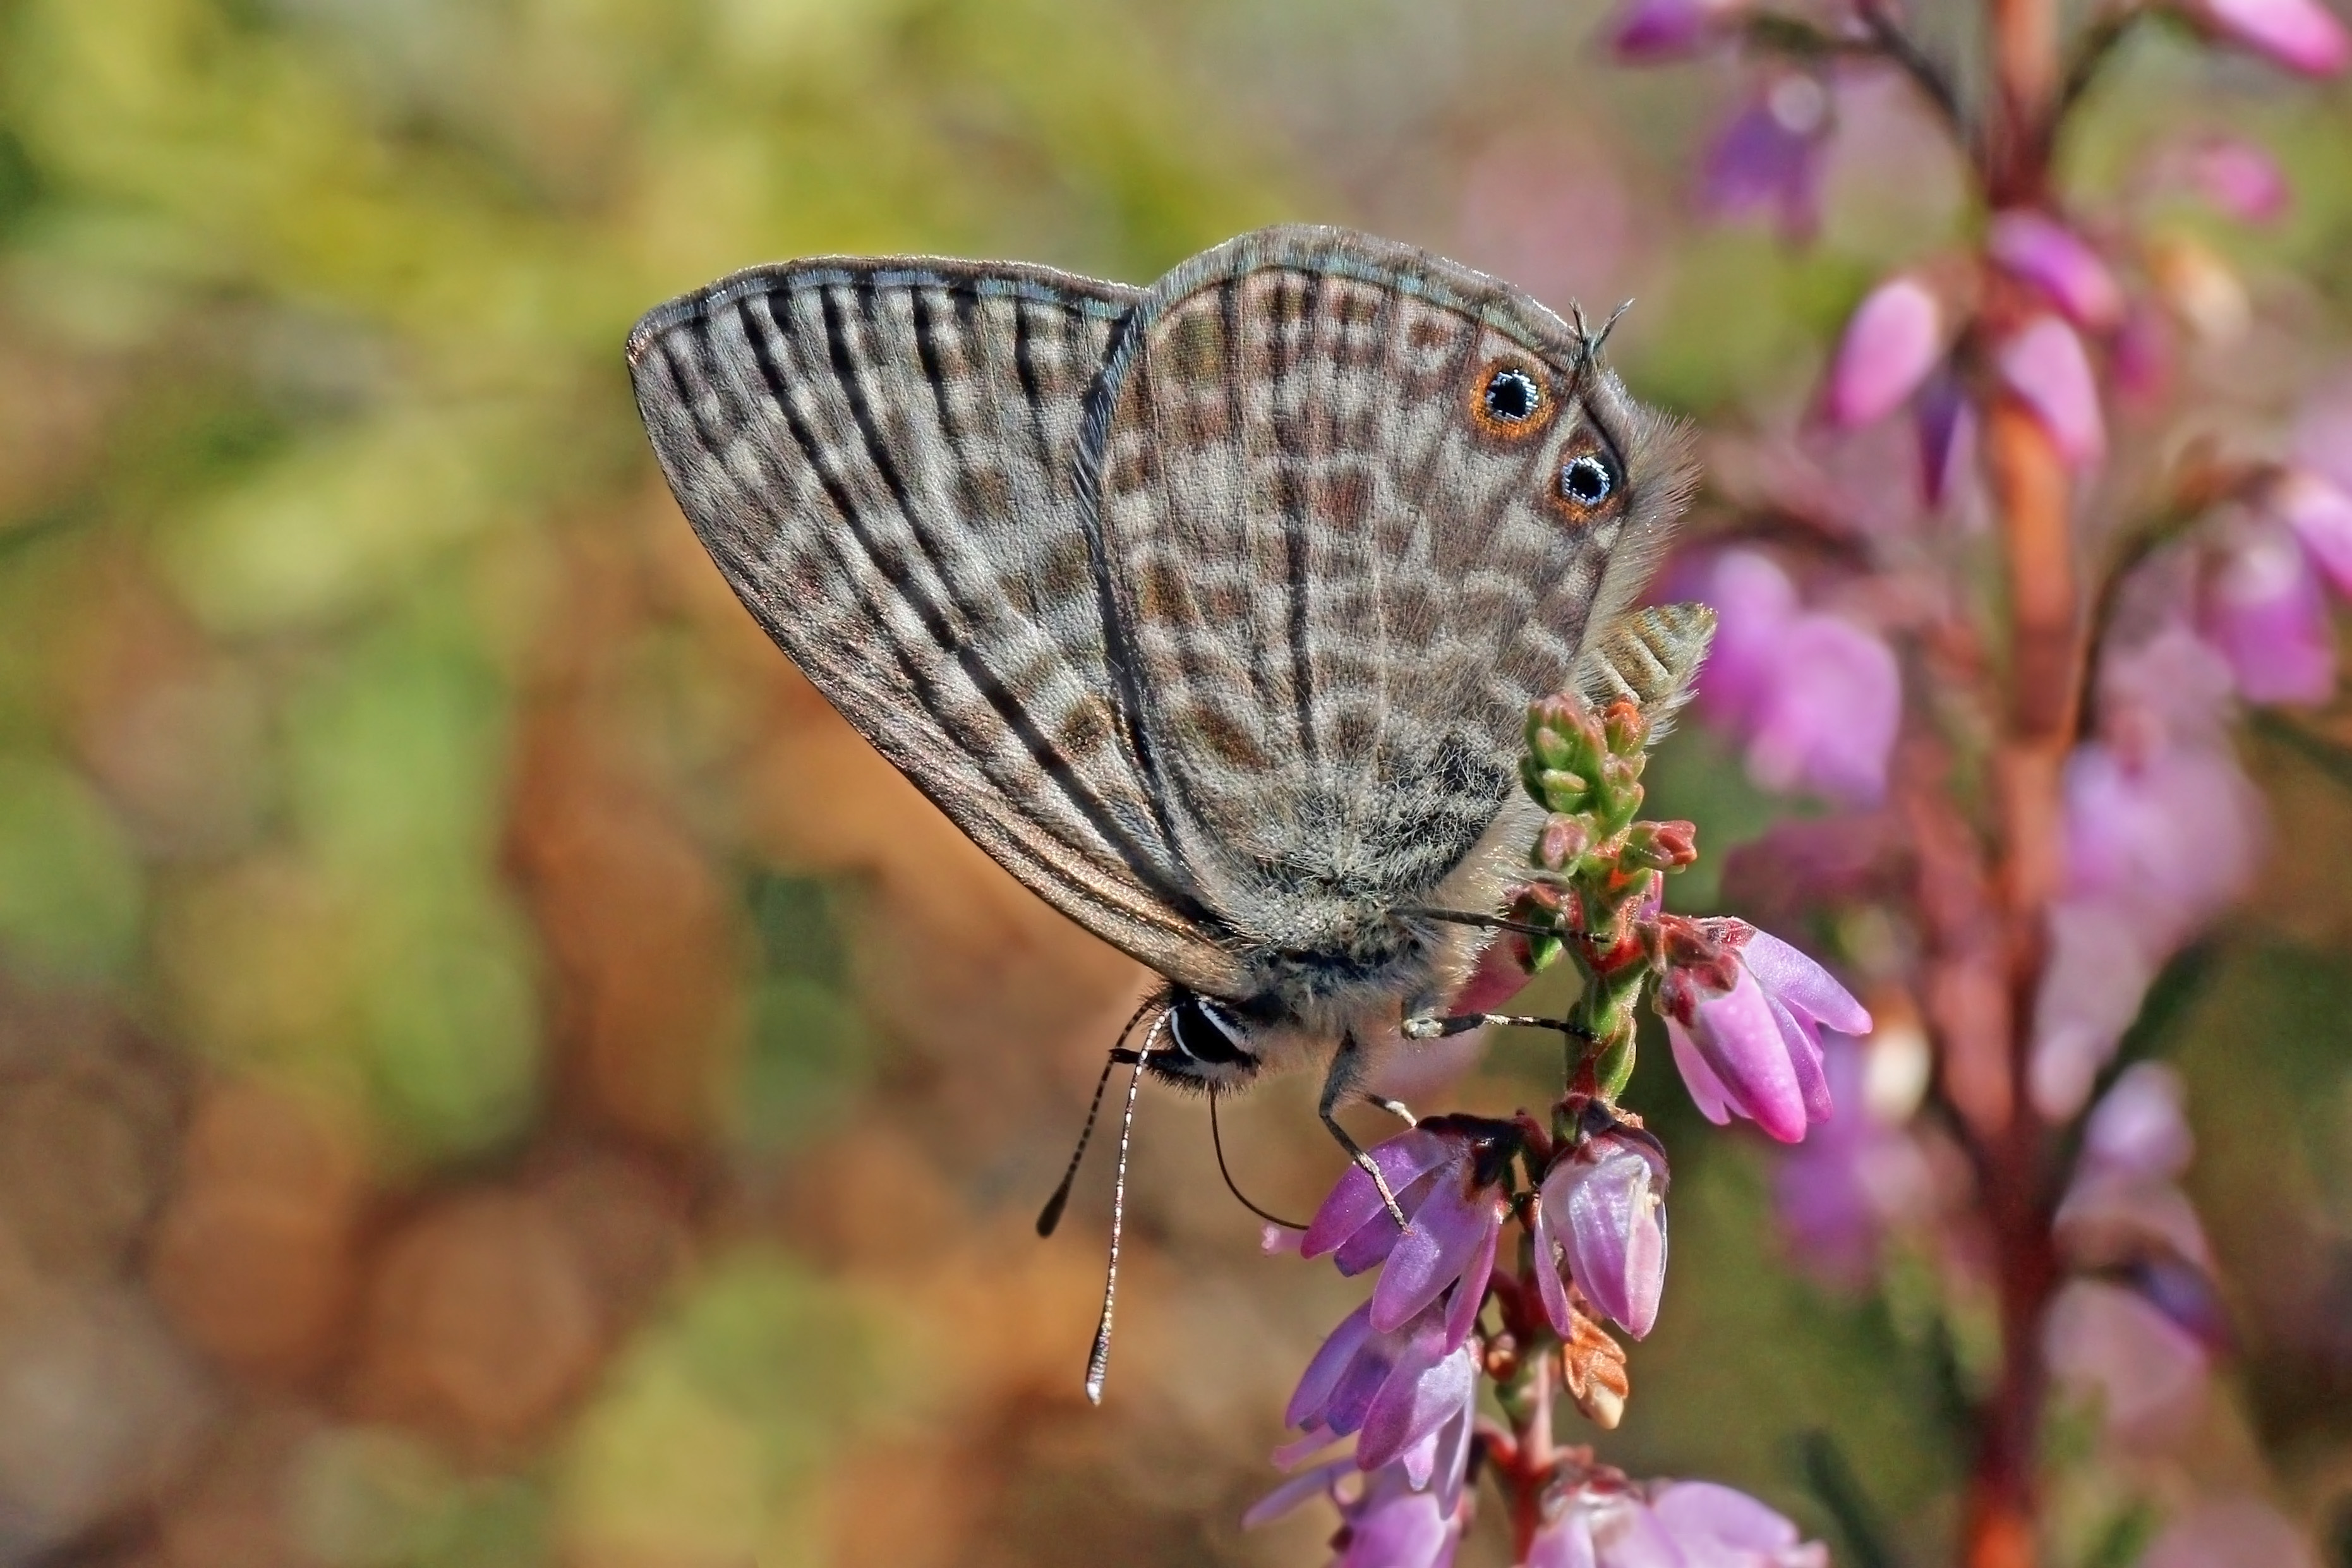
[1998,315,2106,469]
[1285,1300,1377,1429]
[1369,1172,1495,1332]
[1243,1458,1353,1529]
[2196,0,2351,75]
[1668,1018,1737,1126]
[1608,0,1740,59]
[1826,275,1943,426]
[1988,212,2125,331]
[2205,526,2337,705]
[1742,613,1903,804]
[1302,1130,1455,1258]
[2178,136,2292,222]
[1529,1183,1577,1336]
[1739,930,1873,1035]
[2276,470,2352,595]
[1358,1333,1472,1471]
[1691,968,1809,1142]
[1650,1481,1809,1554]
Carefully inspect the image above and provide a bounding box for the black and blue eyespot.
[1483,368,1540,424]
[1560,452,1617,509]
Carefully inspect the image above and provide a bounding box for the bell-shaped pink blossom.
[1606,0,1746,59]
[1531,1128,1670,1339]
[1703,75,1834,240]
[1998,315,2106,468]
[2045,1279,2212,1446]
[2274,469,2352,594]
[1825,275,1944,427]
[1774,1034,1933,1285]
[2062,740,2262,933]
[2204,524,2337,705]
[1742,612,1903,804]
[1279,1298,1480,1478]
[1526,1477,1828,1568]
[1693,549,1800,729]
[1988,211,2125,331]
[1248,1452,1469,1568]
[1303,1123,1507,1349]
[2186,0,2351,75]
[1660,920,1871,1143]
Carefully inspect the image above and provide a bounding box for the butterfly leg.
[1402,1012,1596,1042]
[1318,1037,1411,1228]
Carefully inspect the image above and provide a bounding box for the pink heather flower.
[1694,550,1800,729]
[1279,1300,1480,1478]
[1302,1123,1507,1349]
[1531,1127,1670,1339]
[2274,469,2352,594]
[1660,920,1871,1143]
[2185,0,2352,75]
[2045,1279,2212,1446]
[1997,315,2106,468]
[1528,1478,1828,1568]
[1915,371,1977,509]
[2171,136,2293,222]
[1987,211,2125,331]
[2111,299,2176,406]
[1607,0,1746,59]
[2204,524,2337,705]
[1825,275,1943,426]
[2080,1063,2194,1185]
[2062,741,2262,934]
[1743,612,1903,804]
[1773,1034,1932,1286]
[2099,622,2238,753]
[1248,1456,1469,1568]
[2140,1498,2320,1568]
[1703,75,1833,240]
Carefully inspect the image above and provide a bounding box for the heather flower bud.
[1619,819,1699,871]
[1537,814,1592,871]
[1600,699,1648,757]
[1998,315,2106,469]
[1826,274,1945,426]
[1659,920,1869,1143]
[1533,1126,1671,1340]
[1987,210,2125,331]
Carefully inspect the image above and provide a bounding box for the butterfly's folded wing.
[1087,227,1696,932]
[628,259,1243,993]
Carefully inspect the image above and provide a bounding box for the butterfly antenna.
[1037,996,1159,1238]
[1209,1090,1307,1231]
[1085,1011,1166,1405]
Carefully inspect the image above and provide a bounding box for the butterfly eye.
[1561,453,1617,509]
[1483,368,1540,423]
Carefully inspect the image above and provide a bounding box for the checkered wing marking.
[1088,227,1694,942]
[627,258,1243,992]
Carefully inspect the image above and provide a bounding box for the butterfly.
[628,225,1704,1393]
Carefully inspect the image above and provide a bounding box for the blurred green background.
[0,1,2348,1564]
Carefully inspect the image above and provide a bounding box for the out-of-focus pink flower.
[1526,1478,1828,1568]
[1825,275,1944,426]
[2034,742,2262,1117]
[2183,0,2352,76]
[1688,550,1903,804]
[1744,613,1903,803]
[2111,299,2176,406]
[1988,211,2125,331]
[1531,1128,1670,1339]
[1693,550,1800,729]
[1915,371,1977,508]
[2099,623,2238,752]
[2168,136,2293,222]
[1302,1124,1507,1349]
[2140,1497,2320,1568]
[2063,741,2263,931]
[1997,315,2106,468]
[2274,469,2352,594]
[1703,75,1834,240]
[1773,1034,1933,1285]
[2291,377,2352,493]
[1279,1300,1480,1478]
[1660,920,1870,1143]
[2045,1279,2212,1446]
[2204,524,2337,705]
[1606,0,1746,59]
[1248,1453,1470,1568]
[2080,1062,2193,1183]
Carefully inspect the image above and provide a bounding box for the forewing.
[1085,227,1695,933]
[629,258,1241,991]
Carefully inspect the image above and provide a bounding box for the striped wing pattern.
[627,260,1244,993]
